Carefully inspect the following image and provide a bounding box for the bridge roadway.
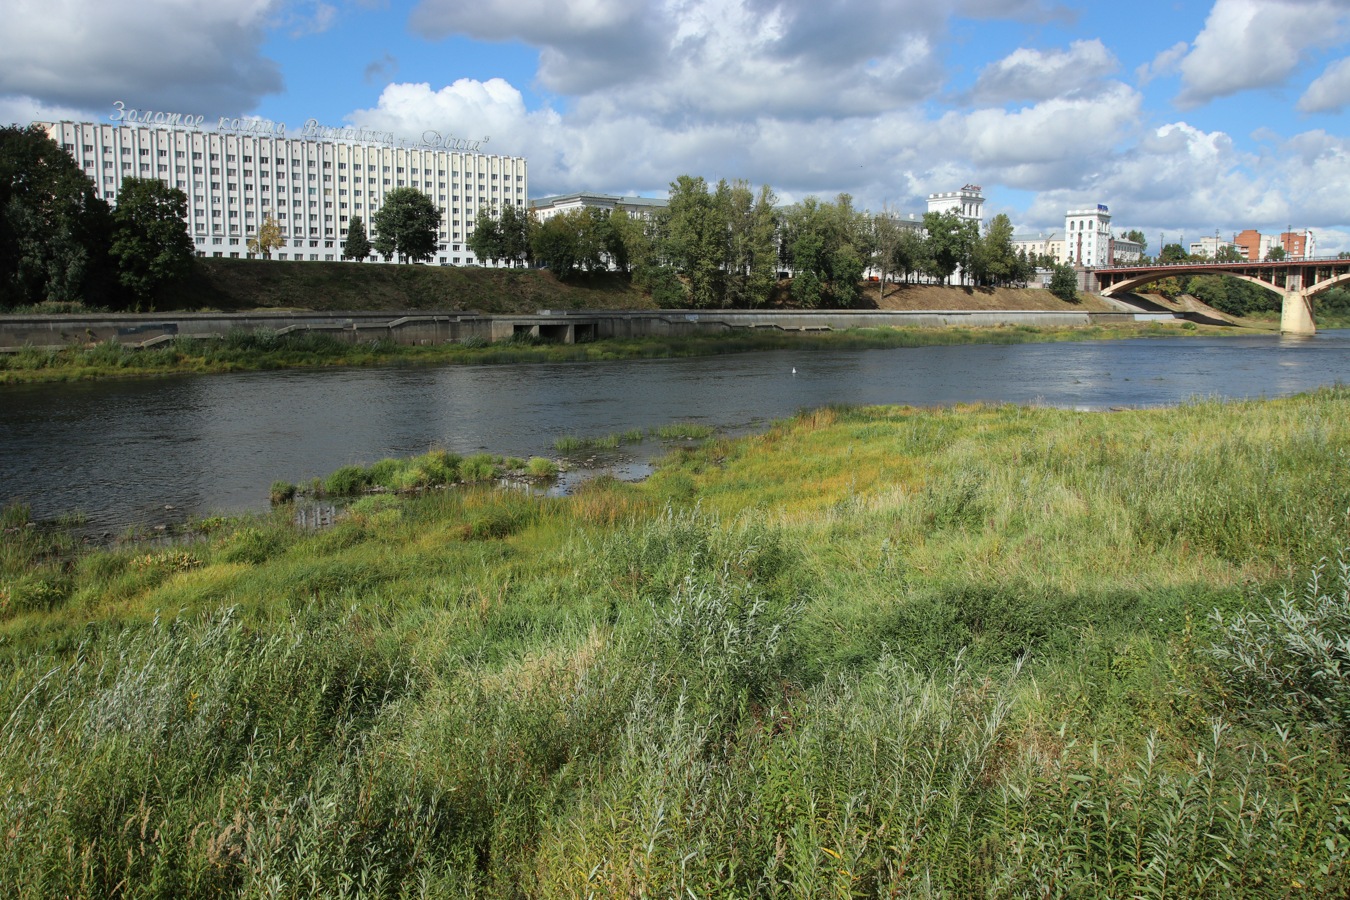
[1096,256,1350,335]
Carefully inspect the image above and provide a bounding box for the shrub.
[1209,550,1350,735]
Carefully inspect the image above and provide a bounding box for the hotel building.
[41,117,527,265]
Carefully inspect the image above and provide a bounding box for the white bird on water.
[792,367,797,375]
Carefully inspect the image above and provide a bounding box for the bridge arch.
[1099,267,1283,298]
[1306,271,1350,298]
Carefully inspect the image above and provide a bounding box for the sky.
[3,0,1350,252]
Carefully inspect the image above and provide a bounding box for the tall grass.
[2,391,1349,895]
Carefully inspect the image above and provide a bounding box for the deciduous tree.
[0,124,114,309]
[109,176,193,307]
[249,214,284,259]
[372,188,441,263]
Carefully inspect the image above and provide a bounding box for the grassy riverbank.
[3,388,1350,896]
[0,319,1219,384]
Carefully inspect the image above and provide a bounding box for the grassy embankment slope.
[4,259,1241,383]
[3,388,1349,896]
[178,258,1120,315]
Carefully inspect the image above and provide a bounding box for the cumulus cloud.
[1299,56,1350,111]
[1174,0,1350,108]
[407,0,1028,112]
[0,0,284,118]
[968,39,1118,104]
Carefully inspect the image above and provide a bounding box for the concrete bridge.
[1096,256,1350,335]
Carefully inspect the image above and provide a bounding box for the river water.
[2,331,1348,531]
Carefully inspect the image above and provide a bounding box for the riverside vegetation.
[3,388,1350,896]
[0,319,1217,384]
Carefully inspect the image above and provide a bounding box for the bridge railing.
[1099,255,1349,271]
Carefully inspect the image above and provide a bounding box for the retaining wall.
[0,308,1176,351]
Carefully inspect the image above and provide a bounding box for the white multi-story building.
[926,184,984,222]
[1188,236,1240,259]
[1064,204,1112,267]
[1011,232,1064,263]
[530,192,667,222]
[41,117,527,265]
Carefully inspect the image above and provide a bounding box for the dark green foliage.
[341,214,370,260]
[635,263,686,306]
[666,175,726,307]
[1185,274,1280,316]
[0,124,115,310]
[529,208,606,278]
[921,209,970,285]
[781,193,873,307]
[1048,262,1079,302]
[108,177,194,306]
[372,187,442,263]
[469,202,531,267]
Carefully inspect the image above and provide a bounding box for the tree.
[1160,243,1189,263]
[666,175,726,307]
[972,213,1017,287]
[109,176,194,306]
[871,210,905,301]
[721,180,779,308]
[1048,263,1079,303]
[499,203,531,267]
[893,227,926,284]
[1124,229,1147,253]
[342,215,371,261]
[527,208,607,278]
[249,214,284,259]
[468,206,504,265]
[921,210,964,285]
[1266,245,1287,261]
[0,123,114,309]
[372,187,442,263]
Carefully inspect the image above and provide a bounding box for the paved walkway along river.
[2,331,1348,531]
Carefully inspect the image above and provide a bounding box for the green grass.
[3,389,1350,896]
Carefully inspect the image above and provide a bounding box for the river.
[2,331,1348,531]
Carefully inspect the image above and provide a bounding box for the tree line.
[469,175,1057,308]
[1,124,195,311]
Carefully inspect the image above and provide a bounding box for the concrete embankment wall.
[0,308,1178,351]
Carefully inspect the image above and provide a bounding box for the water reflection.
[2,330,1348,531]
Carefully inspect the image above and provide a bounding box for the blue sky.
[4,0,1349,251]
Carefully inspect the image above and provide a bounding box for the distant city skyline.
[4,0,1349,252]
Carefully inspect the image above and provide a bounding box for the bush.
[1048,264,1079,303]
[1209,550,1350,735]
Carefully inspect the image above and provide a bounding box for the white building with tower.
[926,184,984,222]
[1064,204,1112,267]
[42,109,528,266]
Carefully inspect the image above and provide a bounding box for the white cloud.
[0,0,284,118]
[1135,41,1188,86]
[968,39,1117,104]
[1299,56,1350,111]
[1175,0,1350,108]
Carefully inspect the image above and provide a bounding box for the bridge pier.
[1281,291,1316,336]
